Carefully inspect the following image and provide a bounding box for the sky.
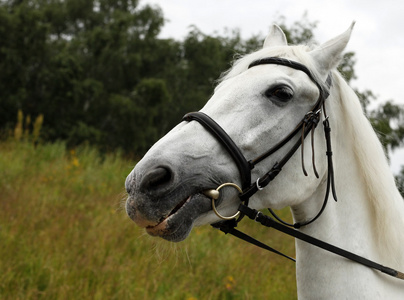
[141,0,404,173]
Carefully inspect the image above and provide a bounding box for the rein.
[182,57,404,281]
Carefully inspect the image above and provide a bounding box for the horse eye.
[265,86,294,102]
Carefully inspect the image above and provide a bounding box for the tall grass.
[0,140,296,299]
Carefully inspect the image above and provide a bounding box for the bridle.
[182,57,404,280]
[184,57,336,228]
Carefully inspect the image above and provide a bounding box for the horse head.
[125,24,354,242]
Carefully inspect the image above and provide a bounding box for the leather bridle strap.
[182,112,252,190]
[249,57,328,99]
[236,205,404,280]
[212,219,296,262]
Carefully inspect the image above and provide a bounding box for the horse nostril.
[140,167,173,192]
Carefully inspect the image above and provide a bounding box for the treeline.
[1,0,403,165]
[0,0,264,155]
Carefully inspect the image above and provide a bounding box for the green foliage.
[0,0,255,156]
[338,51,357,83]
[369,101,404,150]
[102,78,171,153]
[0,139,297,299]
[0,0,168,155]
[396,167,404,196]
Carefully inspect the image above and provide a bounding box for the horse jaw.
[309,22,355,78]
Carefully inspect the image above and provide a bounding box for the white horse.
[125,24,404,298]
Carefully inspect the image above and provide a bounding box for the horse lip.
[146,195,192,230]
[145,190,215,239]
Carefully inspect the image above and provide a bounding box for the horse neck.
[292,73,404,298]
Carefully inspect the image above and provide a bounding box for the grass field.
[0,140,297,299]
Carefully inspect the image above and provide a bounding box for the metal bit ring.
[211,183,242,220]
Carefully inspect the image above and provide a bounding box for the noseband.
[181,57,404,280]
[183,57,336,228]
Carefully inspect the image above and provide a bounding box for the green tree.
[102,78,171,154]
[0,0,174,155]
[370,101,404,150]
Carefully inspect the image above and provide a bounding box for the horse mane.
[219,45,404,267]
[331,72,404,267]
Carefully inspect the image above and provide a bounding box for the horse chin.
[129,193,212,242]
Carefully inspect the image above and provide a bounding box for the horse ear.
[310,22,355,77]
[263,24,288,48]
